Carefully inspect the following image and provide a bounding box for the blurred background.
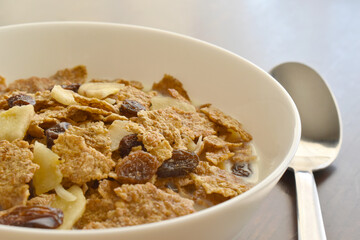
[0,0,359,239]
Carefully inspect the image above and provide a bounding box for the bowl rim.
[0,21,301,236]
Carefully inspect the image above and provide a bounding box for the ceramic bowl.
[0,22,301,240]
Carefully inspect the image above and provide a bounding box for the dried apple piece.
[50,85,76,105]
[78,82,124,99]
[51,185,86,230]
[32,142,63,195]
[150,95,195,112]
[0,105,35,141]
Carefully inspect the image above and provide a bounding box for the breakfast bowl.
[0,22,301,240]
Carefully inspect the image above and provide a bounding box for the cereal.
[52,133,115,185]
[66,122,111,156]
[50,65,87,84]
[116,85,156,109]
[136,107,216,149]
[73,94,117,113]
[191,161,252,198]
[152,74,190,101]
[200,106,252,142]
[0,140,39,209]
[27,194,56,207]
[83,183,195,229]
[0,66,256,230]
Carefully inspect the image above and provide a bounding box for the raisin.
[115,150,159,184]
[45,122,71,148]
[157,150,199,178]
[119,134,145,157]
[0,205,63,229]
[7,94,36,108]
[60,83,81,92]
[119,99,146,118]
[231,162,252,177]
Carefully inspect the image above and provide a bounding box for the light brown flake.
[137,107,216,149]
[50,65,87,84]
[67,122,111,156]
[102,113,127,123]
[73,94,117,113]
[97,179,121,200]
[115,85,156,108]
[202,135,242,165]
[200,106,252,142]
[0,140,39,209]
[203,135,243,149]
[75,179,120,229]
[6,77,55,93]
[231,144,256,163]
[167,88,191,103]
[191,161,252,198]
[6,66,86,94]
[140,130,173,162]
[152,74,190,101]
[75,197,116,229]
[205,148,235,165]
[27,194,56,207]
[84,183,195,229]
[52,133,115,185]
[0,75,6,93]
[66,105,113,122]
[34,90,62,111]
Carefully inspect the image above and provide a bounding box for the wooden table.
[1,1,359,239]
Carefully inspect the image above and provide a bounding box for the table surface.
[1,1,359,239]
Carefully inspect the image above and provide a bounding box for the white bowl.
[0,22,301,240]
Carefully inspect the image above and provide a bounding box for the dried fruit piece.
[0,105,35,141]
[0,205,63,229]
[7,94,36,108]
[115,150,159,184]
[231,162,252,177]
[45,122,71,148]
[60,83,81,92]
[108,120,133,151]
[119,134,144,157]
[32,142,63,195]
[51,185,86,230]
[157,150,199,178]
[78,82,124,99]
[119,99,146,118]
[50,85,76,105]
[150,95,195,112]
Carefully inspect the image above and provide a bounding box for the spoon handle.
[294,169,327,240]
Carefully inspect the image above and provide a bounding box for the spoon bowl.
[270,62,342,240]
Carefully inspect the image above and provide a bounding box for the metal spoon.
[270,62,342,240]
